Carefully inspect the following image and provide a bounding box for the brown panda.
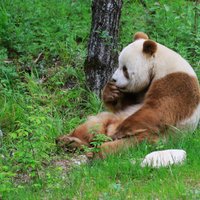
[102,32,200,146]
[57,32,200,157]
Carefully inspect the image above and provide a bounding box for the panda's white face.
[112,39,154,93]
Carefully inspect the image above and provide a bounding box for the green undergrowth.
[4,131,200,200]
[0,0,200,199]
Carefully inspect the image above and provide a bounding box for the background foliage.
[0,0,199,199]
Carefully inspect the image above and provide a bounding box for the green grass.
[4,131,200,199]
[0,0,200,199]
[63,132,200,200]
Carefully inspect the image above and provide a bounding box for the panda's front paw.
[102,81,122,103]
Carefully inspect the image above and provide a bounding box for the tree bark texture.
[84,0,123,96]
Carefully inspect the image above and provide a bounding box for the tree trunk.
[84,0,123,96]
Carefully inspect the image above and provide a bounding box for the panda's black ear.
[143,40,157,55]
[133,32,149,41]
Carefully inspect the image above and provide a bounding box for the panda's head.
[112,32,157,93]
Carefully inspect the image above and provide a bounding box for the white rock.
[71,155,88,166]
[141,149,186,168]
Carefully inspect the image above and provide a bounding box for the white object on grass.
[141,149,186,168]
[71,155,88,166]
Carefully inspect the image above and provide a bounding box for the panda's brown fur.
[133,32,149,40]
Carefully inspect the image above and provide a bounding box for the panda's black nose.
[111,78,116,82]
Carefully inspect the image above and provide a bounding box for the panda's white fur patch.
[112,39,196,93]
[153,43,196,80]
[141,149,186,168]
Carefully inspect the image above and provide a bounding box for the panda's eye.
[122,66,127,72]
[122,66,129,79]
